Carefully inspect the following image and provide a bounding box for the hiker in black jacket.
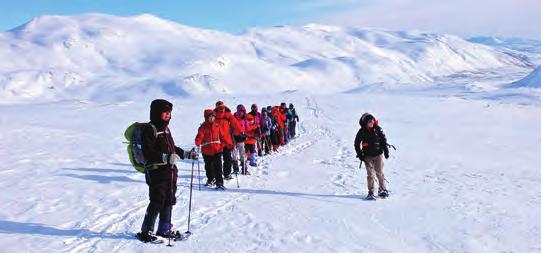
[354,113,390,199]
[137,99,197,242]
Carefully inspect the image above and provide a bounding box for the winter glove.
[184,149,199,160]
[163,153,180,165]
[384,149,389,159]
[357,153,365,162]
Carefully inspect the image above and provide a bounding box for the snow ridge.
[0,14,537,102]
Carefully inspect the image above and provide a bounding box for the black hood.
[150,99,173,129]
[359,113,375,128]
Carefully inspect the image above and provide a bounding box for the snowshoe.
[156,230,180,239]
[136,231,162,243]
[378,188,389,198]
[215,184,226,190]
[365,191,376,201]
[174,231,192,241]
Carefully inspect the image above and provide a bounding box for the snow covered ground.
[1,13,541,253]
[1,91,541,252]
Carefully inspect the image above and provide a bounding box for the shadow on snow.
[0,220,133,240]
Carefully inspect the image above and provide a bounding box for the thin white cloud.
[318,0,541,39]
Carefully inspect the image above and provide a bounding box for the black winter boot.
[378,188,389,198]
[365,190,376,200]
[136,231,159,243]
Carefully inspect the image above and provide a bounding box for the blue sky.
[1,0,539,39]
[0,0,356,32]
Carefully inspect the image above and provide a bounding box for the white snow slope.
[0,14,538,103]
[511,66,541,88]
[1,14,541,253]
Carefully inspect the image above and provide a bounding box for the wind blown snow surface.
[1,93,541,252]
[1,14,541,253]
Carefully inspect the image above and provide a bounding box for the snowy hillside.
[469,36,541,55]
[510,66,541,88]
[0,13,537,103]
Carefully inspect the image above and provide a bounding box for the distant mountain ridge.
[0,13,538,102]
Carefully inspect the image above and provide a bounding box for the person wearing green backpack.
[136,99,198,243]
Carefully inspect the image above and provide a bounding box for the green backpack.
[124,122,157,173]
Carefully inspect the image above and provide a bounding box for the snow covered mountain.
[469,36,541,55]
[0,13,536,103]
[511,66,541,88]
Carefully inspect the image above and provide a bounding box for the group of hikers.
[135,98,391,243]
[195,100,300,190]
[135,99,301,242]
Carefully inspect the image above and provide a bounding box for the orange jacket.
[245,114,257,145]
[279,106,287,127]
[272,106,284,129]
[214,105,241,148]
[195,110,231,156]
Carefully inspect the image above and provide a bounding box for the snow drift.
[0,13,535,102]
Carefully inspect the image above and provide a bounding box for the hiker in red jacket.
[214,101,241,179]
[279,103,288,144]
[271,106,283,151]
[195,109,230,190]
[245,113,258,169]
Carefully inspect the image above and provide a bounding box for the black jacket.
[142,99,186,166]
[141,99,186,206]
[354,125,388,158]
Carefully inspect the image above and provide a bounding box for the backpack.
[124,122,158,173]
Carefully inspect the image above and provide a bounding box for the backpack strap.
[148,123,164,137]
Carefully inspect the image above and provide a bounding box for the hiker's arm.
[377,126,389,159]
[354,129,364,160]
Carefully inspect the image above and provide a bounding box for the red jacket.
[272,106,284,129]
[195,119,230,156]
[279,106,287,128]
[245,114,257,145]
[214,105,241,148]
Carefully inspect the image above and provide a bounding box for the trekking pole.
[196,147,201,191]
[185,157,195,237]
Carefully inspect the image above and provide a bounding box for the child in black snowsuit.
[137,99,197,242]
[354,113,390,199]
